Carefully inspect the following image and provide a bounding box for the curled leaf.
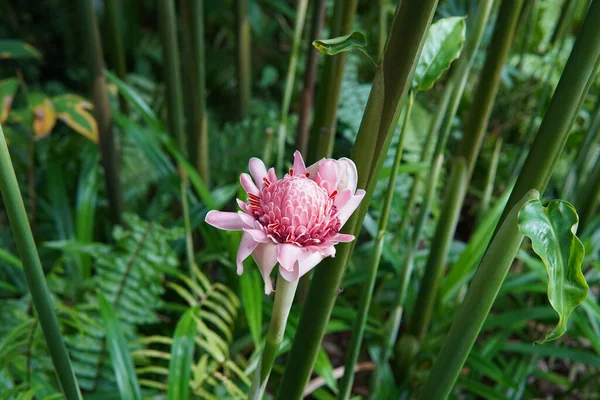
[0,40,42,60]
[0,78,19,124]
[53,94,98,142]
[518,198,588,344]
[28,92,57,139]
[313,31,375,65]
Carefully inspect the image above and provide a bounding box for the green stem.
[158,0,187,153]
[0,124,82,399]
[419,190,538,400]
[105,0,129,114]
[307,0,359,163]
[476,137,502,225]
[294,0,326,156]
[576,159,600,233]
[235,0,252,119]
[248,271,298,400]
[277,2,439,398]
[79,0,123,225]
[181,0,209,185]
[276,0,310,173]
[378,0,388,57]
[457,0,524,181]
[338,93,414,400]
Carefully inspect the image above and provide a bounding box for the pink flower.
[205,151,366,294]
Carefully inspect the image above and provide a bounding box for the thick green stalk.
[248,271,298,399]
[457,0,524,180]
[276,0,310,173]
[408,157,467,341]
[500,0,600,225]
[477,137,502,224]
[308,0,359,163]
[158,0,186,153]
[235,0,251,119]
[338,93,414,400]
[105,0,129,114]
[0,124,82,399]
[378,0,388,56]
[419,190,538,400]
[79,0,123,225]
[181,0,209,184]
[295,0,326,156]
[576,160,600,233]
[277,2,439,398]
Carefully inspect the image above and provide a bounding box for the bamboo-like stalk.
[576,159,600,233]
[235,0,252,119]
[307,0,359,163]
[248,271,298,399]
[276,2,440,398]
[294,0,326,156]
[181,0,209,185]
[422,2,600,396]
[0,124,83,400]
[276,0,310,173]
[476,137,502,224]
[408,157,467,341]
[457,0,524,180]
[338,93,414,400]
[419,190,538,400]
[79,0,123,225]
[105,0,129,114]
[378,0,388,56]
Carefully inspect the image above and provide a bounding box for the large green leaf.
[412,16,466,92]
[97,292,142,400]
[52,94,98,142]
[0,78,19,124]
[167,308,197,400]
[313,31,375,64]
[0,40,42,60]
[239,266,263,347]
[517,198,588,343]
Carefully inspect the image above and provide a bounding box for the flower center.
[248,174,341,245]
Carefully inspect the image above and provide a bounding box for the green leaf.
[97,292,142,400]
[105,70,161,129]
[0,40,42,60]
[313,31,375,65]
[413,16,466,92]
[28,92,57,139]
[167,308,197,400]
[517,198,589,343]
[239,267,263,347]
[0,78,19,124]
[52,94,98,142]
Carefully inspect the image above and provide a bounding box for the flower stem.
[248,271,298,400]
[338,92,414,400]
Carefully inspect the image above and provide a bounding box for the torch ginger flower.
[205,151,365,294]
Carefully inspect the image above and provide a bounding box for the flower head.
[205,151,365,294]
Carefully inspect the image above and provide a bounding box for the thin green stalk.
[295,0,326,156]
[0,124,82,399]
[408,157,467,342]
[277,2,439,398]
[423,2,600,396]
[235,0,252,119]
[158,0,186,153]
[378,0,388,57]
[79,0,123,225]
[248,271,298,399]
[419,190,538,400]
[477,137,502,225]
[338,93,414,400]
[276,0,309,173]
[457,0,524,180]
[576,159,600,233]
[181,0,209,185]
[105,0,129,114]
[308,0,359,163]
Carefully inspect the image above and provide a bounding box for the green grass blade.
[167,308,197,400]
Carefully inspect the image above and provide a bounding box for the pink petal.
[279,251,327,282]
[318,160,339,193]
[249,158,268,190]
[238,211,256,228]
[293,151,306,174]
[333,233,355,243]
[268,168,278,184]
[336,158,358,193]
[338,189,366,226]
[276,243,303,272]
[334,188,353,209]
[236,232,259,275]
[306,158,323,179]
[240,173,259,195]
[205,211,245,231]
[236,199,249,213]
[243,228,270,243]
[252,243,278,294]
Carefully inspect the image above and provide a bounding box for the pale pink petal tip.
[205,210,245,231]
[293,151,307,174]
[249,158,268,189]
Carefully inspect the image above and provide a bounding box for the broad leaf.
[518,198,588,344]
[167,308,197,400]
[0,78,19,124]
[52,94,98,142]
[413,16,466,92]
[28,92,57,139]
[0,40,42,60]
[239,267,263,347]
[313,31,375,64]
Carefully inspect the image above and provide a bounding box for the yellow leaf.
[53,94,98,142]
[33,98,57,139]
